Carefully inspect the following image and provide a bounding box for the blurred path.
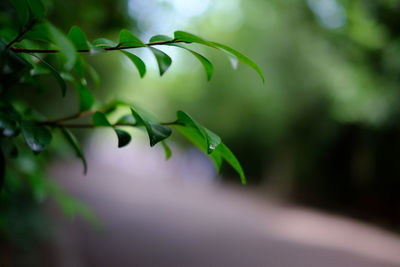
[49,138,400,267]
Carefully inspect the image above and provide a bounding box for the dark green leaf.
[32,55,66,96]
[0,113,19,137]
[115,129,131,148]
[149,47,172,76]
[92,111,110,126]
[10,0,29,26]
[24,23,51,43]
[174,31,214,47]
[74,56,84,78]
[161,141,172,160]
[130,107,171,146]
[21,120,52,154]
[68,25,90,50]
[211,42,265,83]
[120,51,146,78]
[92,38,117,48]
[150,35,173,43]
[46,22,76,70]
[27,0,46,20]
[215,143,246,185]
[74,82,94,112]
[118,29,145,47]
[175,111,221,154]
[60,127,87,174]
[170,44,213,80]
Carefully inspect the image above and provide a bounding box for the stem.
[45,110,95,124]
[46,122,137,128]
[11,40,185,54]
[6,22,35,49]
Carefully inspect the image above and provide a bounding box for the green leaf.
[92,111,110,126]
[174,125,222,171]
[24,23,51,43]
[150,35,173,43]
[32,55,66,96]
[173,125,245,184]
[174,31,215,47]
[10,0,29,26]
[130,107,171,146]
[175,111,221,154]
[215,143,246,185]
[161,141,172,160]
[120,51,146,78]
[74,82,94,112]
[149,47,172,76]
[173,31,264,83]
[118,29,145,47]
[27,0,46,20]
[170,44,213,80]
[46,22,77,70]
[115,129,131,148]
[68,26,90,50]
[60,127,87,174]
[211,42,265,83]
[21,120,52,154]
[92,38,117,48]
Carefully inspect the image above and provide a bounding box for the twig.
[6,22,35,49]
[10,40,185,54]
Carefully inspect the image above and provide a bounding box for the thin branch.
[45,122,137,128]
[11,40,185,54]
[6,22,35,49]
[42,121,181,129]
[44,110,95,124]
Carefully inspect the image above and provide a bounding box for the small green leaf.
[120,51,146,78]
[92,111,110,126]
[92,38,117,48]
[68,26,90,50]
[32,55,66,96]
[130,107,171,147]
[150,35,173,43]
[115,129,131,148]
[74,82,94,112]
[174,31,214,47]
[161,141,172,160]
[60,127,87,174]
[211,42,264,83]
[118,29,145,47]
[149,47,172,76]
[174,125,222,171]
[215,143,246,185]
[10,0,29,26]
[171,44,213,80]
[21,120,52,154]
[27,0,46,20]
[175,111,221,154]
[46,22,77,70]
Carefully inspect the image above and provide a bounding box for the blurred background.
[2,0,400,266]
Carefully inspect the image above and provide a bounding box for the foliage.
[0,0,264,230]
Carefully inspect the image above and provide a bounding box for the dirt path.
[49,139,400,267]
